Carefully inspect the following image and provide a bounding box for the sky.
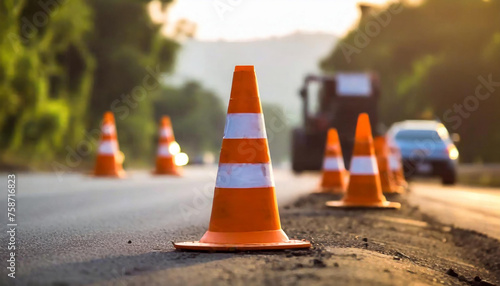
[150,0,395,41]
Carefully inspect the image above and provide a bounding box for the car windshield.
[395,130,441,141]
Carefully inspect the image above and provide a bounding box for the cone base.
[383,185,405,194]
[325,200,401,209]
[398,183,409,190]
[173,239,311,251]
[92,170,126,178]
[153,170,182,176]
[313,187,345,195]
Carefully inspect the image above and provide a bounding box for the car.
[387,120,459,185]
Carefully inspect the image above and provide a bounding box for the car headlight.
[448,147,459,160]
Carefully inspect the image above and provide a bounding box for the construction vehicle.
[292,72,381,172]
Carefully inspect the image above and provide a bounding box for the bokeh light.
[174,152,189,166]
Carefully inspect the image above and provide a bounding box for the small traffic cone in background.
[154,116,182,176]
[93,112,125,177]
[389,144,408,190]
[326,113,400,209]
[318,128,347,194]
[374,136,404,194]
[174,65,311,251]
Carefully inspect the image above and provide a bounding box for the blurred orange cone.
[93,112,125,177]
[174,65,311,251]
[318,128,347,194]
[374,136,404,194]
[326,113,400,209]
[154,116,182,176]
[389,144,408,190]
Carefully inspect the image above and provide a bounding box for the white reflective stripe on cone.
[216,163,275,188]
[157,144,172,157]
[160,128,172,138]
[389,154,400,170]
[350,156,379,175]
[98,140,117,155]
[323,156,345,171]
[223,113,267,139]
[102,124,115,135]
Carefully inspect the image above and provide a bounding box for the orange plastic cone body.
[326,113,400,209]
[93,112,126,177]
[154,116,182,176]
[319,128,347,193]
[174,66,311,251]
[374,136,403,194]
[389,145,408,189]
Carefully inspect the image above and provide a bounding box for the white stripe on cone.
[98,140,117,155]
[323,156,345,171]
[160,128,172,138]
[216,163,274,188]
[102,124,115,135]
[389,154,400,170]
[350,156,379,175]
[223,113,267,139]
[157,144,172,157]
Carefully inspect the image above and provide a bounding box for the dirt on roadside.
[99,192,500,286]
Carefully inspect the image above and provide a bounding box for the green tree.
[0,0,94,168]
[0,0,186,169]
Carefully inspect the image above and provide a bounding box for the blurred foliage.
[0,0,94,166]
[321,0,500,163]
[0,0,226,169]
[262,104,290,163]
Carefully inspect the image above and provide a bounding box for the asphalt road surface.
[0,166,317,283]
[407,179,500,240]
[0,166,498,285]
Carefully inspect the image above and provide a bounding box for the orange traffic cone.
[318,128,347,194]
[174,65,311,251]
[93,112,125,177]
[326,113,400,209]
[374,136,403,194]
[389,144,408,190]
[154,116,182,176]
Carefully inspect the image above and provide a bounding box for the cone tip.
[103,111,115,123]
[235,65,254,72]
[161,116,171,126]
[327,128,340,144]
[228,65,261,113]
[356,113,372,139]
